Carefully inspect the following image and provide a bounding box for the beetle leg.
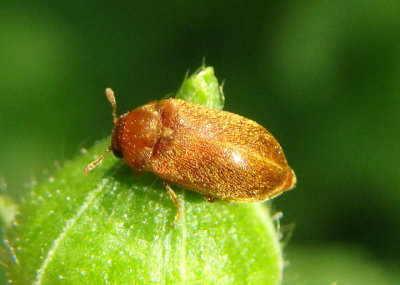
[132,168,144,177]
[163,182,181,227]
[203,194,219,203]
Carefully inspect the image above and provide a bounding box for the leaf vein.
[33,179,108,284]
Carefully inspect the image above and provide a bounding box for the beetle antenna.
[84,88,117,174]
[83,146,112,174]
[105,88,118,124]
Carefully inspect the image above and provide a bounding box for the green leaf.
[0,195,18,228]
[5,66,283,284]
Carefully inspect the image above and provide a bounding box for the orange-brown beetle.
[85,88,296,225]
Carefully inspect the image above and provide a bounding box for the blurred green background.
[1,1,399,284]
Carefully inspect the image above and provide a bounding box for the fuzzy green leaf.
[5,67,283,284]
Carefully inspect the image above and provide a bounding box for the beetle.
[84,88,296,226]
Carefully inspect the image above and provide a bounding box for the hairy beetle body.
[85,89,296,225]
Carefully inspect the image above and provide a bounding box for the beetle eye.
[112,147,123,158]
